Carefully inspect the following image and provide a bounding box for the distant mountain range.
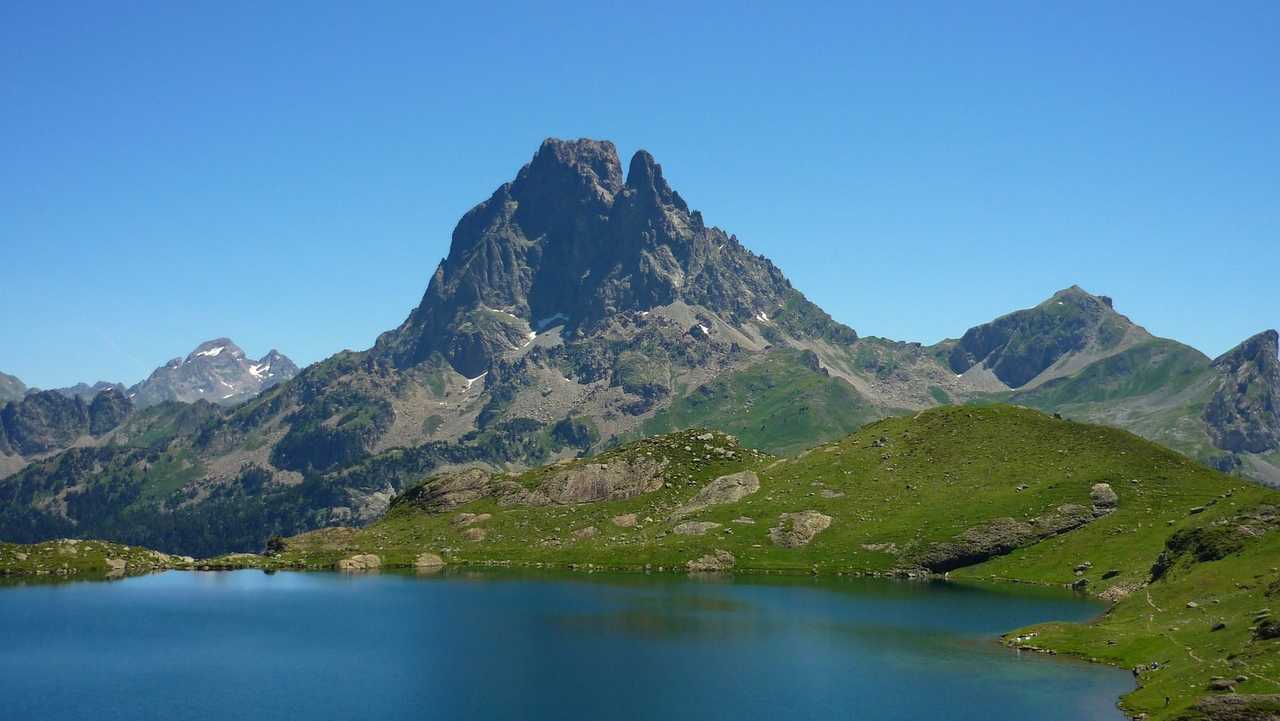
[126,338,298,408]
[0,339,296,478]
[0,138,1273,556]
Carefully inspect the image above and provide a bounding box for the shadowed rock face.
[0,388,133,456]
[909,503,1095,573]
[372,138,849,377]
[1204,330,1280,454]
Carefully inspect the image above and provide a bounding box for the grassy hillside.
[5,405,1277,717]
[218,405,1274,719]
[0,538,191,579]
[642,348,883,455]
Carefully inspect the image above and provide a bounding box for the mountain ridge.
[0,137,1274,557]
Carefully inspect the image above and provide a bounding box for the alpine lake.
[0,569,1132,720]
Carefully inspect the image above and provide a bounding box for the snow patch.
[698,324,710,335]
[249,363,269,379]
[464,372,488,390]
[756,311,769,322]
[534,313,569,332]
[222,393,235,399]
[194,346,224,358]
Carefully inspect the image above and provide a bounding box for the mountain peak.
[373,138,845,376]
[185,338,244,363]
[515,138,624,203]
[950,286,1148,389]
[624,150,687,211]
[1213,329,1280,369]
[131,339,298,408]
[1045,285,1113,309]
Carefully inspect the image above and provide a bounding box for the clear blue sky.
[2,2,1276,389]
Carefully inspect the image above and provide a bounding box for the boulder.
[573,526,598,540]
[335,554,382,571]
[414,552,445,569]
[686,550,736,573]
[670,471,760,520]
[769,511,833,548]
[1090,483,1118,513]
[462,528,487,542]
[1209,678,1236,692]
[611,513,638,528]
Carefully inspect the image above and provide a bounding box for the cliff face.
[373,138,850,377]
[1204,330,1280,454]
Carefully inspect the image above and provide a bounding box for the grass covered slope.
[0,538,192,579]
[267,406,1256,577]
[641,348,883,456]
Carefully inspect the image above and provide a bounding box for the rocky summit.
[372,138,851,377]
[127,338,298,408]
[0,138,1275,560]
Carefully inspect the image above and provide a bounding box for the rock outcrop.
[670,471,760,520]
[335,554,382,571]
[398,456,668,512]
[414,552,445,569]
[686,549,735,573]
[910,504,1095,573]
[769,511,833,548]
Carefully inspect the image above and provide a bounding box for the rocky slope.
[1204,330,1280,454]
[0,388,132,457]
[0,138,1274,557]
[53,381,127,401]
[127,339,298,408]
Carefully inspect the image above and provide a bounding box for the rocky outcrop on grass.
[769,511,832,548]
[518,456,667,505]
[909,503,1096,573]
[686,549,735,573]
[670,470,760,520]
[1175,693,1280,721]
[335,554,381,571]
[398,455,669,512]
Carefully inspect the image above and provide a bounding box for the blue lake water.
[0,570,1131,720]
